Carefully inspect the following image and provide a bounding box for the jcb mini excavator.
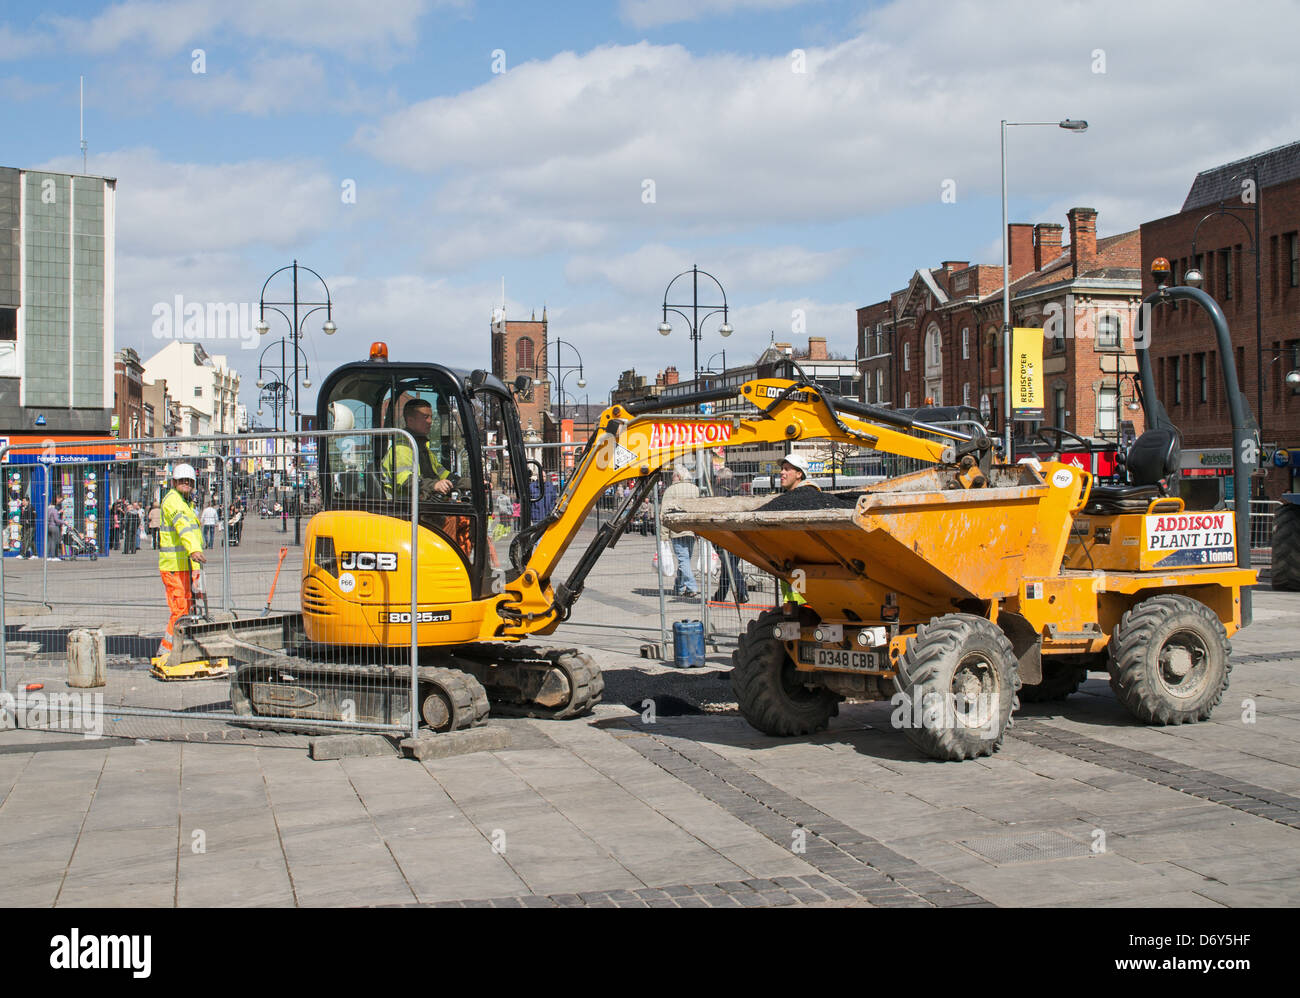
[170,340,983,734]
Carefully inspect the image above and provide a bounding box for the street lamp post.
[256,260,336,546]
[548,339,585,478]
[1001,118,1088,459]
[658,265,733,387]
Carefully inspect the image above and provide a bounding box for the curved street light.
[659,265,733,385]
[1001,118,1088,458]
[256,260,335,545]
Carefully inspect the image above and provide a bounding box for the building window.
[1054,387,1067,428]
[903,342,910,371]
[962,382,970,406]
[905,391,911,408]
[1172,356,1182,404]
[1097,385,1119,434]
[515,337,534,373]
[1288,233,1299,287]
[961,327,969,359]
[876,369,884,403]
[988,329,999,369]
[1197,353,1207,403]
[1096,313,1121,350]
[1220,248,1233,299]
[194,386,202,397]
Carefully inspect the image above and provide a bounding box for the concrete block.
[309,734,399,760]
[66,629,106,688]
[401,726,511,761]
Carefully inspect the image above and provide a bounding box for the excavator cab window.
[318,366,488,584]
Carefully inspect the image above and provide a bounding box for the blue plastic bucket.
[672,619,705,668]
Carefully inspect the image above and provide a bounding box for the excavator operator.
[382,398,453,498]
[382,398,474,560]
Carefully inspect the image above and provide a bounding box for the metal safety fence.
[1249,499,1280,569]
[1,428,422,741]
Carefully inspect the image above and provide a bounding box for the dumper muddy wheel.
[893,614,1019,761]
[732,610,840,736]
[1272,502,1300,591]
[1107,595,1231,725]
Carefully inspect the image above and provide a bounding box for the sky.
[5,0,1299,421]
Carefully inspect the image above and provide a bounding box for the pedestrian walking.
[148,502,161,549]
[123,502,141,555]
[110,501,123,550]
[156,464,206,663]
[19,498,37,558]
[201,501,218,548]
[45,498,65,560]
[660,465,701,599]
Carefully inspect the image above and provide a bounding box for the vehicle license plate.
[813,648,876,670]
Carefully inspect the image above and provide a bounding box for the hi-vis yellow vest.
[158,489,203,572]
[381,438,450,497]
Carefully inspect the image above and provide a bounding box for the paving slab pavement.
[1,582,1299,908]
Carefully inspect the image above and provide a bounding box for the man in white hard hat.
[778,453,819,609]
[778,452,815,491]
[156,464,207,662]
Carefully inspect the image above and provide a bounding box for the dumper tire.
[1272,502,1300,591]
[732,610,839,736]
[1107,595,1230,725]
[893,614,1019,761]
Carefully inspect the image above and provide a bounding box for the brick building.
[858,208,1145,450]
[490,307,549,442]
[1139,141,1300,500]
[112,347,146,440]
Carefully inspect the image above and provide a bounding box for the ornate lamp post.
[255,260,335,545]
[658,265,733,387]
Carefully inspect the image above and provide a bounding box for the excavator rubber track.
[454,644,604,720]
[228,657,490,734]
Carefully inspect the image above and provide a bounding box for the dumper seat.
[1083,426,1181,515]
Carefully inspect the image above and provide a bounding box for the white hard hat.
[328,401,355,431]
[173,463,197,482]
[781,453,811,476]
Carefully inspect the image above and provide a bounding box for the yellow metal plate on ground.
[150,657,231,681]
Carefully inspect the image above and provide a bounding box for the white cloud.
[38,148,344,255]
[46,0,456,60]
[565,243,855,297]
[353,2,1300,269]
[620,0,817,30]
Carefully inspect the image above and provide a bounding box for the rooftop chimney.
[1007,223,1035,282]
[1067,207,1098,277]
[807,336,828,360]
[1034,223,1064,271]
[664,365,680,386]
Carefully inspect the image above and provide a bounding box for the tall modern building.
[1,166,117,556]
[0,166,117,441]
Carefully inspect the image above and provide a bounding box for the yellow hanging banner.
[1012,327,1045,420]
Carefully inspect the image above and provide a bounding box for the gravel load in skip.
[758,489,864,512]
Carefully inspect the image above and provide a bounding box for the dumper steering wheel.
[1028,425,1091,461]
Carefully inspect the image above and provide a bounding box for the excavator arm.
[493,378,990,637]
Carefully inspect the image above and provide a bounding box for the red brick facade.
[491,311,549,438]
[1139,143,1300,500]
[858,210,1145,447]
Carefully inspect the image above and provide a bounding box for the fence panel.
[1,429,420,740]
